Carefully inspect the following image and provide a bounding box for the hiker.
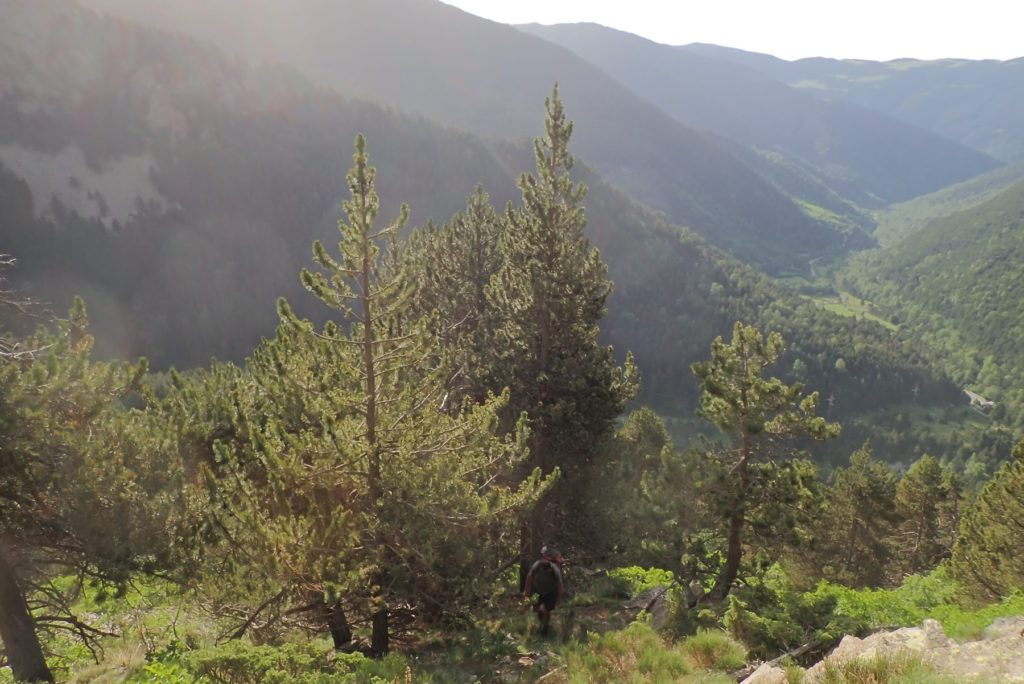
[522,546,564,634]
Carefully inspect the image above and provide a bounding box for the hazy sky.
[441,1,1023,61]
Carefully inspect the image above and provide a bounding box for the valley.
[1,1,1023,681]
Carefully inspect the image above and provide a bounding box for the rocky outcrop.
[742,617,1024,683]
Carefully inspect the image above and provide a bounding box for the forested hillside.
[3,89,1022,684]
[873,162,1024,246]
[0,0,971,470]
[3,2,1024,682]
[840,180,1024,425]
[0,0,521,365]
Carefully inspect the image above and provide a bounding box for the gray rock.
[740,662,789,684]
[799,617,1024,683]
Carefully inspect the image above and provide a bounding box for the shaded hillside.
[0,0,520,366]
[0,1,970,467]
[840,180,1024,423]
[874,162,1024,246]
[682,43,1024,163]
[519,23,999,208]
[76,0,859,274]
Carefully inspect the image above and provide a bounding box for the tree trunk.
[369,607,388,657]
[709,502,745,601]
[710,445,750,602]
[518,512,542,592]
[0,547,53,683]
[324,601,351,650]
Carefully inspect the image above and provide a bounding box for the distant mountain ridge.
[681,43,1024,163]
[518,23,1000,208]
[76,0,875,274]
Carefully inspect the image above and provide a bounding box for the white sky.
[441,0,1024,61]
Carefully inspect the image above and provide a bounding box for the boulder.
[800,617,1024,683]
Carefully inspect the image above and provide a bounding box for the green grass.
[804,289,898,331]
[796,200,846,228]
[814,651,959,683]
[552,620,741,684]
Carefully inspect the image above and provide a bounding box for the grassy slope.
[23,568,1024,683]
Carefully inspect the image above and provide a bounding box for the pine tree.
[811,442,899,587]
[194,135,550,656]
[0,297,159,683]
[487,86,639,561]
[692,322,839,601]
[894,455,958,576]
[406,185,505,407]
[950,440,1024,603]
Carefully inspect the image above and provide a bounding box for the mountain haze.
[77,0,866,273]
[1,0,522,365]
[519,22,1000,208]
[682,43,1024,163]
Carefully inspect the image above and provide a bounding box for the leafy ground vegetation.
[3,94,1024,683]
[1,567,1023,682]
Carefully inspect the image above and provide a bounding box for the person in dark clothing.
[522,549,564,634]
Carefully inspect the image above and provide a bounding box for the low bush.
[722,566,865,660]
[607,566,676,595]
[680,629,746,671]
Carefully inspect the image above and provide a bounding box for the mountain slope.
[840,180,1024,419]
[0,0,972,464]
[873,162,1024,246]
[519,23,1000,208]
[75,0,863,274]
[682,44,1024,163]
[0,0,522,365]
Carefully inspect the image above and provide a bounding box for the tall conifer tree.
[487,86,638,560]
[811,442,899,587]
[406,185,505,407]
[951,440,1024,603]
[894,455,958,576]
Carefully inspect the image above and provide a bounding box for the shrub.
[811,567,1024,642]
[722,567,864,660]
[927,588,1024,641]
[126,660,203,683]
[680,629,746,671]
[811,568,957,628]
[180,641,330,683]
[607,566,676,595]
